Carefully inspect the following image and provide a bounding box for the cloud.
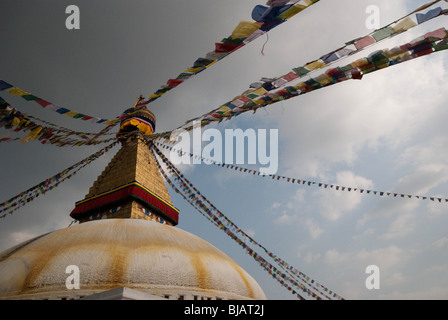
[268,189,306,225]
[318,171,374,221]
[270,20,448,180]
[388,272,405,286]
[432,237,448,249]
[303,251,321,264]
[321,245,411,298]
[304,218,324,239]
[274,213,295,225]
[380,211,416,240]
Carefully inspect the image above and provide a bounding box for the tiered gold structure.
[71,107,179,226]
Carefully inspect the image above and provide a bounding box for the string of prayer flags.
[0,95,151,146]
[0,141,118,219]
[143,1,320,106]
[151,148,311,299]
[151,143,343,300]
[151,0,448,139]
[152,145,341,300]
[0,103,116,146]
[153,25,448,141]
[0,80,119,125]
[21,111,116,137]
[154,141,448,205]
[155,147,342,300]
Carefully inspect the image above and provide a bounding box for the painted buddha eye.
[89,213,100,220]
[109,206,121,213]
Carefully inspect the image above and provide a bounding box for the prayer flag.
[371,27,394,41]
[293,66,310,76]
[283,71,299,82]
[354,35,376,50]
[7,87,30,96]
[322,52,338,63]
[56,108,70,114]
[21,95,39,101]
[304,60,325,71]
[252,5,269,22]
[424,27,447,41]
[243,29,265,43]
[335,47,355,58]
[64,111,79,118]
[392,17,417,33]
[278,4,306,20]
[231,21,261,39]
[0,80,13,91]
[166,79,184,87]
[416,7,442,24]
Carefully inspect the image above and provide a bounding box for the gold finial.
[133,95,144,109]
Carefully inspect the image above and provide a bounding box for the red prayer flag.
[35,99,51,108]
[215,42,239,53]
[166,79,184,87]
[283,71,298,82]
[354,36,376,50]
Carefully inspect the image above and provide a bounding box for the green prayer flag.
[21,95,39,101]
[371,27,394,41]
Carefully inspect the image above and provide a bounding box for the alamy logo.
[65,5,80,30]
[365,5,380,30]
[170,121,279,175]
[65,265,80,289]
[365,265,380,290]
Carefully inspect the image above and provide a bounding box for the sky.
[0,0,448,300]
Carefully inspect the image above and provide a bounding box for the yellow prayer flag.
[231,21,261,40]
[278,4,306,20]
[391,51,411,62]
[218,105,231,112]
[252,87,268,96]
[304,60,326,71]
[18,118,29,127]
[19,126,42,143]
[11,117,20,127]
[184,66,205,74]
[64,111,78,118]
[293,82,308,91]
[350,58,369,68]
[7,87,30,96]
[205,60,218,68]
[29,126,42,139]
[149,93,163,100]
[392,16,417,33]
[314,74,333,86]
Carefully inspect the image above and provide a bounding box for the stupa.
[0,101,267,300]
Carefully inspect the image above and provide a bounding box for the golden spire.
[133,94,144,108]
[70,104,179,226]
